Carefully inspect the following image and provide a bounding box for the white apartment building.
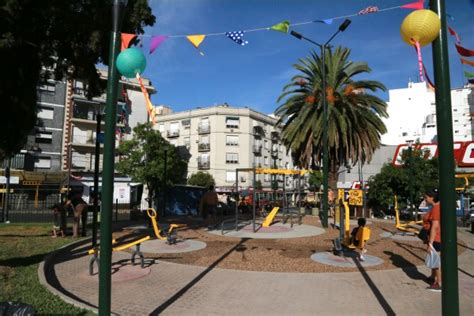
[382,81,474,145]
[153,104,296,191]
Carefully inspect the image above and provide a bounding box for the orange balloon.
[400,9,440,47]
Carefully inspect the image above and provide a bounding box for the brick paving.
[40,228,474,315]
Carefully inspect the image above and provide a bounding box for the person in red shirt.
[423,188,441,292]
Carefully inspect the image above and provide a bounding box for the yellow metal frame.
[254,168,308,175]
[147,208,185,240]
[340,200,371,249]
[88,235,151,255]
[394,195,422,233]
[261,206,280,227]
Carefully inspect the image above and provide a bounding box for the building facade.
[382,81,474,145]
[153,104,297,191]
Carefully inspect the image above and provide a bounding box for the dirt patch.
[136,217,466,273]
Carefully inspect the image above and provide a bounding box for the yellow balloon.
[400,9,441,47]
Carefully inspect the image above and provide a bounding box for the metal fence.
[1,187,131,223]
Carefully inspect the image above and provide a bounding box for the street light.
[290,19,351,228]
[99,0,127,314]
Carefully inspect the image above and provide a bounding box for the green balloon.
[116,47,147,78]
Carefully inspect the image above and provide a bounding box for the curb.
[38,237,101,315]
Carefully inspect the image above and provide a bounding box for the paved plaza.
[39,227,474,315]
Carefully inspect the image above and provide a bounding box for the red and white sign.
[392,141,474,167]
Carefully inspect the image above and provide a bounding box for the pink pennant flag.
[400,0,424,10]
[447,26,461,44]
[414,41,424,82]
[149,35,168,54]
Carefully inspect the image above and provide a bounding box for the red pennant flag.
[121,33,137,51]
[447,26,461,43]
[400,0,424,10]
[455,43,474,57]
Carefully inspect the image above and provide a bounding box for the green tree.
[366,147,439,212]
[275,47,388,189]
[188,171,215,188]
[308,170,323,192]
[116,123,188,208]
[0,0,155,158]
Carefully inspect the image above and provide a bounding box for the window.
[226,171,236,182]
[34,156,51,169]
[200,135,209,144]
[279,159,283,167]
[226,116,240,128]
[264,174,270,182]
[37,107,54,120]
[35,130,53,143]
[182,119,191,128]
[226,135,239,146]
[226,153,239,164]
[264,156,269,165]
[38,82,56,93]
[264,140,269,149]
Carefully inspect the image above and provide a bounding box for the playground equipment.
[333,198,371,256]
[222,167,307,233]
[147,208,186,245]
[394,195,423,234]
[88,234,151,275]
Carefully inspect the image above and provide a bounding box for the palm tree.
[275,46,388,188]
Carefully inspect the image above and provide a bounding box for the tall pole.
[321,44,329,228]
[99,0,126,314]
[2,158,11,223]
[163,149,167,216]
[92,113,102,248]
[429,0,459,314]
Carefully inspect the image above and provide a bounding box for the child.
[351,217,369,261]
[51,203,65,238]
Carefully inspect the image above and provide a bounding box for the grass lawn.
[0,223,94,315]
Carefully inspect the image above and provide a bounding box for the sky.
[139,0,474,115]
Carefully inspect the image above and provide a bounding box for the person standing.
[67,191,88,238]
[200,185,218,228]
[423,188,442,292]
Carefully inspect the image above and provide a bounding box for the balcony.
[167,130,180,138]
[253,125,265,138]
[271,131,280,141]
[197,159,210,170]
[253,145,262,155]
[198,143,210,152]
[271,148,279,158]
[198,124,210,134]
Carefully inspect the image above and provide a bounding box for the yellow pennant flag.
[186,35,206,55]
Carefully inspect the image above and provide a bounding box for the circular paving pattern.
[311,251,384,268]
[140,239,207,254]
[207,222,325,239]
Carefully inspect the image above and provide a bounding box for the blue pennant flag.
[225,31,249,46]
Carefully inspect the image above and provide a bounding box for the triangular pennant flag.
[455,43,474,57]
[460,57,474,67]
[121,33,137,51]
[225,31,249,46]
[422,62,435,89]
[400,0,424,10]
[464,71,474,78]
[414,41,425,82]
[314,19,333,25]
[358,6,379,15]
[186,35,206,56]
[447,26,461,44]
[270,20,290,33]
[150,35,168,54]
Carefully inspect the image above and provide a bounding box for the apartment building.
[154,104,297,191]
[63,69,156,202]
[382,81,474,145]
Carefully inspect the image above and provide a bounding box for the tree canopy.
[187,171,215,188]
[0,0,155,158]
[366,147,439,211]
[116,123,188,206]
[275,47,388,188]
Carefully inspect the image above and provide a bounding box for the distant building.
[153,104,298,191]
[382,81,474,145]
